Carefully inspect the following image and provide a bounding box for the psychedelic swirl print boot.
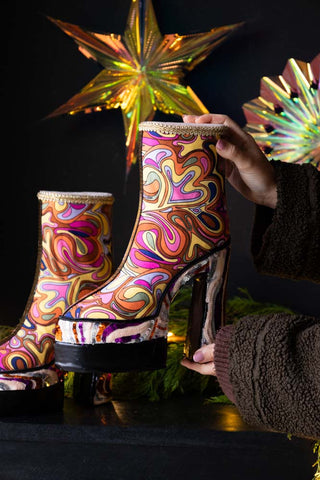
[56,121,231,373]
[0,191,113,414]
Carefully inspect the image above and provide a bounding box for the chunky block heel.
[184,246,231,359]
[56,121,231,373]
[72,372,113,406]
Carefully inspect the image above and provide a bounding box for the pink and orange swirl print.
[0,196,113,372]
[63,130,229,326]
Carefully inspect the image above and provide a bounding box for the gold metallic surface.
[47,0,242,175]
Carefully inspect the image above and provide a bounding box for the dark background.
[1,0,319,326]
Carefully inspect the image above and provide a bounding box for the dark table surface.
[0,395,316,480]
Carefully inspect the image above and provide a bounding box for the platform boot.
[56,122,231,373]
[0,191,113,414]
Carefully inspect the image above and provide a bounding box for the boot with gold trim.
[56,121,231,373]
[0,191,113,414]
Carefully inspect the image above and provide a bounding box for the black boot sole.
[0,380,64,416]
[55,337,167,373]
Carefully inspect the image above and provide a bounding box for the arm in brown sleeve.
[251,161,320,282]
[214,325,236,404]
[225,313,320,439]
[215,161,320,438]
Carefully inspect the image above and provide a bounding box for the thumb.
[193,343,215,363]
[216,136,250,167]
[216,130,268,173]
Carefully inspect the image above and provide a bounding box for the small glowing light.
[167,331,186,343]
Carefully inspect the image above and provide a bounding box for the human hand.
[182,113,277,209]
[180,343,216,376]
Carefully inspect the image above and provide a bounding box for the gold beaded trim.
[37,191,114,204]
[139,121,227,136]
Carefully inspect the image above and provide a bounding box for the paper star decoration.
[47,0,242,175]
[243,54,320,170]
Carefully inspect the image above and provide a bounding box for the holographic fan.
[243,54,320,169]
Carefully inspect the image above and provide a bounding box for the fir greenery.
[225,287,295,323]
[0,325,14,339]
[313,442,320,480]
[205,394,233,405]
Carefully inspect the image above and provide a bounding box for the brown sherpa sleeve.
[214,325,236,404]
[229,313,320,439]
[251,161,320,283]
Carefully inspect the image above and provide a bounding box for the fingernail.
[193,351,204,362]
[216,138,226,150]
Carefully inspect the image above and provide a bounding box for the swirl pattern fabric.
[0,192,113,372]
[0,366,63,391]
[61,127,230,345]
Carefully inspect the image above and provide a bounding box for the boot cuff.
[37,191,114,204]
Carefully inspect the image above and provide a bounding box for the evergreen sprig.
[0,325,14,339]
[111,342,216,401]
[225,287,295,323]
[313,442,320,480]
[205,394,233,405]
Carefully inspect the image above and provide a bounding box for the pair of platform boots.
[0,121,230,414]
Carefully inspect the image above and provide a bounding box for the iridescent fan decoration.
[47,0,242,176]
[243,54,320,170]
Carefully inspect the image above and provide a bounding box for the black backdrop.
[1,0,319,326]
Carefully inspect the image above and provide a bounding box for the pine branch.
[313,442,320,480]
[226,287,295,324]
[0,325,13,339]
[205,394,233,405]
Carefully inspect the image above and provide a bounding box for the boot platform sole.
[0,380,64,416]
[55,337,167,373]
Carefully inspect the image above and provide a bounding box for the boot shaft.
[37,191,114,300]
[59,122,230,324]
[137,121,230,262]
[0,191,114,372]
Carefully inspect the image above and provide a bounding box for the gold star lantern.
[47,0,242,176]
